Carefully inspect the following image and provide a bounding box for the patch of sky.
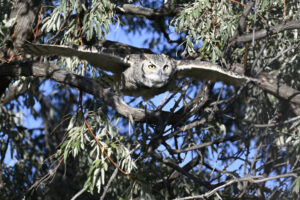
[3,2,278,191]
[3,135,17,167]
[3,94,43,166]
[107,18,180,55]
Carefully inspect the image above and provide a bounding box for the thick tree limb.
[1,60,299,127]
[230,1,254,41]
[0,0,41,96]
[229,20,300,46]
[225,1,254,59]
[23,40,300,105]
[228,64,300,105]
[1,0,41,55]
[254,72,300,105]
[0,61,171,123]
[116,3,180,19]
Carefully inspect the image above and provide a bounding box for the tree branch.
[254,72,300,105]
[0,61,170,123]
[228,1,254,44]
[116,3,180,20]
[0,79,29,104]
[0,0,41,96]
[153,154,202,192]
[150,152,213,190]
[70,183,90,200]
[228,64,300,105]
[100,167,118,200]
[168,135,241,153]
[253,115,300,128]
[230,20,300,45]
[174,173,297,200]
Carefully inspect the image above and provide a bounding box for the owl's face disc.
[141,54,175,88]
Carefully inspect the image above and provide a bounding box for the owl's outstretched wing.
[24,40,152,74]
[175,60,248,85]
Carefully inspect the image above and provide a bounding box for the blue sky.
[4,21,243,175]
[3,2,280,190]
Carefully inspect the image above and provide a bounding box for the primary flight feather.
[24,41,247,98]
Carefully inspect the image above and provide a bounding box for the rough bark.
[0,0,41,96]
[0,61,171,123]
[116,3,181,19]
[1,61,299,123]
[229,20,300,46]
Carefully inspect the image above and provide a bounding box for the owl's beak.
[158,70,163,76]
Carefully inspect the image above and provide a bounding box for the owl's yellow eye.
[148,65,156,69]
[163,65,169,70]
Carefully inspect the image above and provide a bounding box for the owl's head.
[140,54,175,88]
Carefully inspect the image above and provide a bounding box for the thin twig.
[173,173,297,200]
[254,115,300,128]
[266,43,300,66]
[251,42,267,75]
[100,167,119,200]
[100,143,140,200]
[70,183,91,200]
[250,142,262,175]
[168,135,240,153]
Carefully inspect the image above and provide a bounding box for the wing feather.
[175,60,247,85]
[24,41,152,74]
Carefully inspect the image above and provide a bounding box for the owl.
[24,41,248,99]
[118,54,177,99]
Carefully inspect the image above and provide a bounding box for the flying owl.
[24,40,248,99]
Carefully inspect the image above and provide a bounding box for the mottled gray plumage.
[24,41,248,98]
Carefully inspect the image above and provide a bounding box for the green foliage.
[292,176,300,194]
[0,0,11,19]
[41,0,115,43]
[0,15,15,43]
[1,0,300,199]
[40,0,115,74]
[56,109,136,194]
[171,0,239,61]
[171,0,300,63]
